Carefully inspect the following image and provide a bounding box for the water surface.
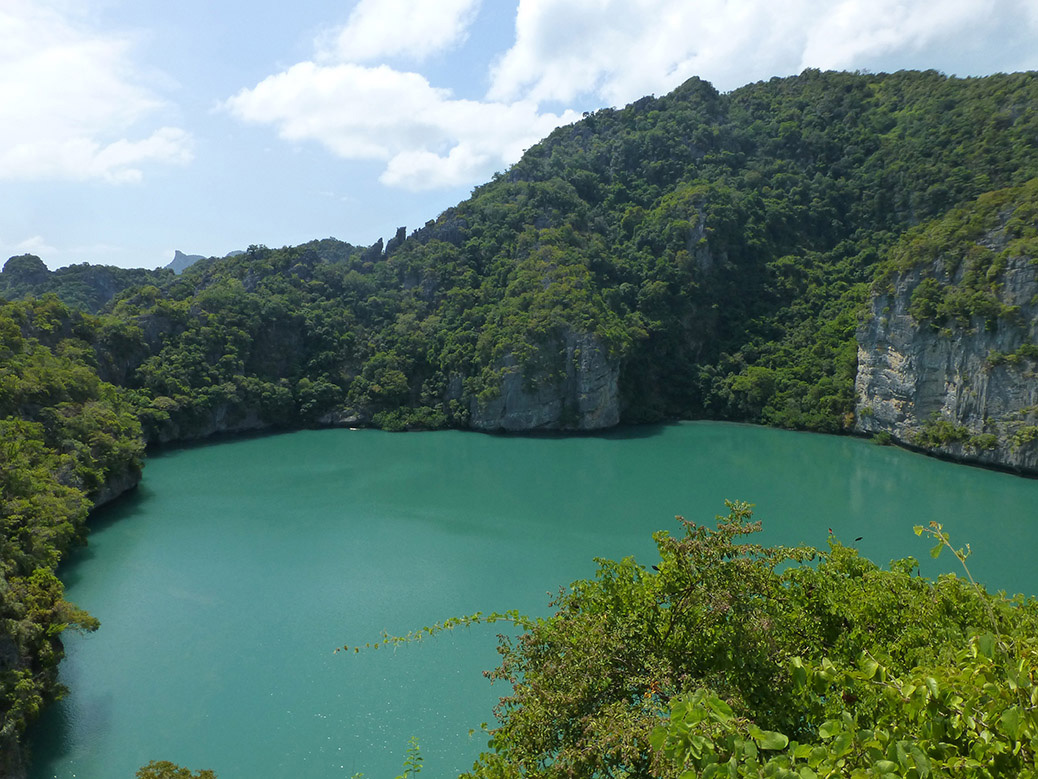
[30,422,1038,778]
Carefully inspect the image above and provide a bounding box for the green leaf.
[860,655,880,679]
[793,665,808,688]
[913,525,924,536]
[1001,706,1022,741]
[755,730,789,750]
[818,721,840,740]
[910,745,931,778]
[930,542,943,559]
[808,747,828,769]
[978,632,997,659]
[832,733,853,756]
[895,740,910,767]
[743,739,758,760]
[706,695,733,722]
[924,676,940,698]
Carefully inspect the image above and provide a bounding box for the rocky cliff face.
[165,250,205,274]
[856,195,1038,473]
[470,330,620,432]
[149,404,270,445]
[91,464,143,508]
[0,734,26,779]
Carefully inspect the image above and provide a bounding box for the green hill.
[93,70,1038,438]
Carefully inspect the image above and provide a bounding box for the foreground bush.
[463,504,1038,778]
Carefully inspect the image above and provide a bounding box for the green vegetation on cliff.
[463,69,1038,428]
[858,177,1038,467]
[47,69,1037,437]
[0,254,171,314]
[879,177,1038,330]
[0,298,144,761]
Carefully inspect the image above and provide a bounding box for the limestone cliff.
[856,182,1038,473]
[165,249,205,274]
[470,330,620,431]
[91,463,143,508]
[0,735,26,779]
[149,403,271,444]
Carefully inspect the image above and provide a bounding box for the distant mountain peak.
[166,250,205,274]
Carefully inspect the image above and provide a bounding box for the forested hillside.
[2,68,1038,775]
[7,69,1026,442]
[0,299,144,774]
[0,254,171,315]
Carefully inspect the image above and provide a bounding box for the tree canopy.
[463,505,1038,778]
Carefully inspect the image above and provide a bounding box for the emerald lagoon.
[29,422,1038,778]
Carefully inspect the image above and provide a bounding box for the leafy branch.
[334,610,531,654]
[914,520,1008,647]
[914,520,975,585]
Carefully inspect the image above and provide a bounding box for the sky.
[2,0,1038,270]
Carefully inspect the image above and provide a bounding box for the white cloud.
[225,62,578,191]
[13,236,58,257]
[801,0,997,71]
[489,0,1038,105]
[2,128,192,184]
[318,0,482,63]
[1023,0,1038,27]
[0,0,192,183]
[488,0,795,103]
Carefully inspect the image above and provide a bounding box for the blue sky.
[3,0,1038,270]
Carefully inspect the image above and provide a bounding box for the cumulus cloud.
[3,127,192,184]
[225,62,578,191]
[0,1,192,183]
[12,236,58,257]
[490,0,1038,104]
[318,0,482,63]
[801,0,998,71]
[488,0,792,104]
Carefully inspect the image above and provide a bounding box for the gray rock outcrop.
[166,250,205,274]
[856,253,1038,473]
[0,734,26,779]
[470,330,620,431]
[91,464,143,508]
[149,403,270,444]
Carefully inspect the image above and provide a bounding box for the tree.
[136,760,216,779]
[462,504,1038,778]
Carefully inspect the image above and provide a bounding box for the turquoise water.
[29,422,1038,778]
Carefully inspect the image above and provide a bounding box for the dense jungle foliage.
[0,254,171,315]
[463,506,1038,778]
[3,68,1038,771]
[0,297,144,766]
[877,176,1038,330]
